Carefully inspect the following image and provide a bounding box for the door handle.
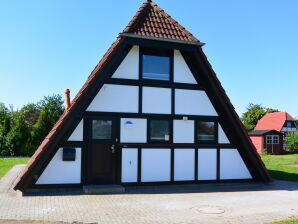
[111,144,116,153]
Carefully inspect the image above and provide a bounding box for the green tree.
[0,103,11,156]
[0,94,65,157]
[241,103,279,131]
[4,112,31,156]
[285,131,298,153]
[20,103,40,126]
[31,94,64,152]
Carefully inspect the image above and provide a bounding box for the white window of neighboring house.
[273,135,279,144]
[266,135,279,144]
[266,135,272,144]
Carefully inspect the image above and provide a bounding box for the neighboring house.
[14,0,270,194]
[254,112,298,149]
[248,130,283,154]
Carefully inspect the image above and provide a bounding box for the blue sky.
[0,0,297,117]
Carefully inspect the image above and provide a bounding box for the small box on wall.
[62,148,76,161]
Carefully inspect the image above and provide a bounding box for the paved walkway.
[0,166,298,224]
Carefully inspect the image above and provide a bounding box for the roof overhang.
[248,130,282,136]
[119,33,205,46]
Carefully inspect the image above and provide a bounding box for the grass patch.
[0,158,29,179]
[273,218,298,224]
[261,153,298,181]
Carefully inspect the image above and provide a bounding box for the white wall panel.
[174,149,195,181]
[141,149,171,182]
[120,118,147,143]
[175,89,218,116]
[87,84,138,113]
[173,120,194,143]
[218,124,230,144]
[36,148,81,184]
[198,149,217,180]
[68,119,83,141]
[174,50,197,84]
[142,87,171,114]
[220,149,252,180]
[121,148,138,183]
[112,45,139,79]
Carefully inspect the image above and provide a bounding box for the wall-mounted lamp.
[124,120,134,128]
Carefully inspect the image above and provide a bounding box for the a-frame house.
[14,0,270,193]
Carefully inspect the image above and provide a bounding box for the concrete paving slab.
[0,165,297,224]
[0,164,26,194]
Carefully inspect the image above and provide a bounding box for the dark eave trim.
[119,33,205,46]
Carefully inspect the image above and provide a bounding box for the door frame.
[82,116,121,185]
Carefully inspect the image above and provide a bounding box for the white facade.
[121,148,138,183]
[142,87,171,114]
[175,89,218,116]
[173,120,194,143]
[220,149,252,180]
[68,120,83,141]
[174,149,195,181]
[173,50,197,84]
[40,44,253,186]
[112,45,139,79]
[198,149,217,180]
[87,84,139,113]
[141,149,171,182]
[36,148,81,184]
[120,118,147,143]
[218,124,230,144]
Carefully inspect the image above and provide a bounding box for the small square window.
[150,120,170,141]
[273,135,279,144]
[142,54,170,81]
[266,135,272,144]
[197,121,216,142]
[92,120,112,140]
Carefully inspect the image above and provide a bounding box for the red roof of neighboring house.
[254,112,295,132]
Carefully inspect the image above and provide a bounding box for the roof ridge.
[122,1,199,43]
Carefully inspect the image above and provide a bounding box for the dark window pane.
[142,54,170,81]
[92,120,112,140]
[150,120,170,141]
[197,121,215,141]
[266,135,272,144]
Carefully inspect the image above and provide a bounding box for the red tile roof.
[254,112,295,132]
[122,0,200,43]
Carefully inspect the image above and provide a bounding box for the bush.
[285,131,298,153]
[0,94,64,157]
[5,112,31,156]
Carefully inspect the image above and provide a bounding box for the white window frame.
[273,135,279,144]
[266,135,279,144]
[266,135,272,144]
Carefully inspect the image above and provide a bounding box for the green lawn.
[0,158,30,179]
[261,153,298,181]
[273,218,298,224]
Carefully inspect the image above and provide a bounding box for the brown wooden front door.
[87,118,118,184]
